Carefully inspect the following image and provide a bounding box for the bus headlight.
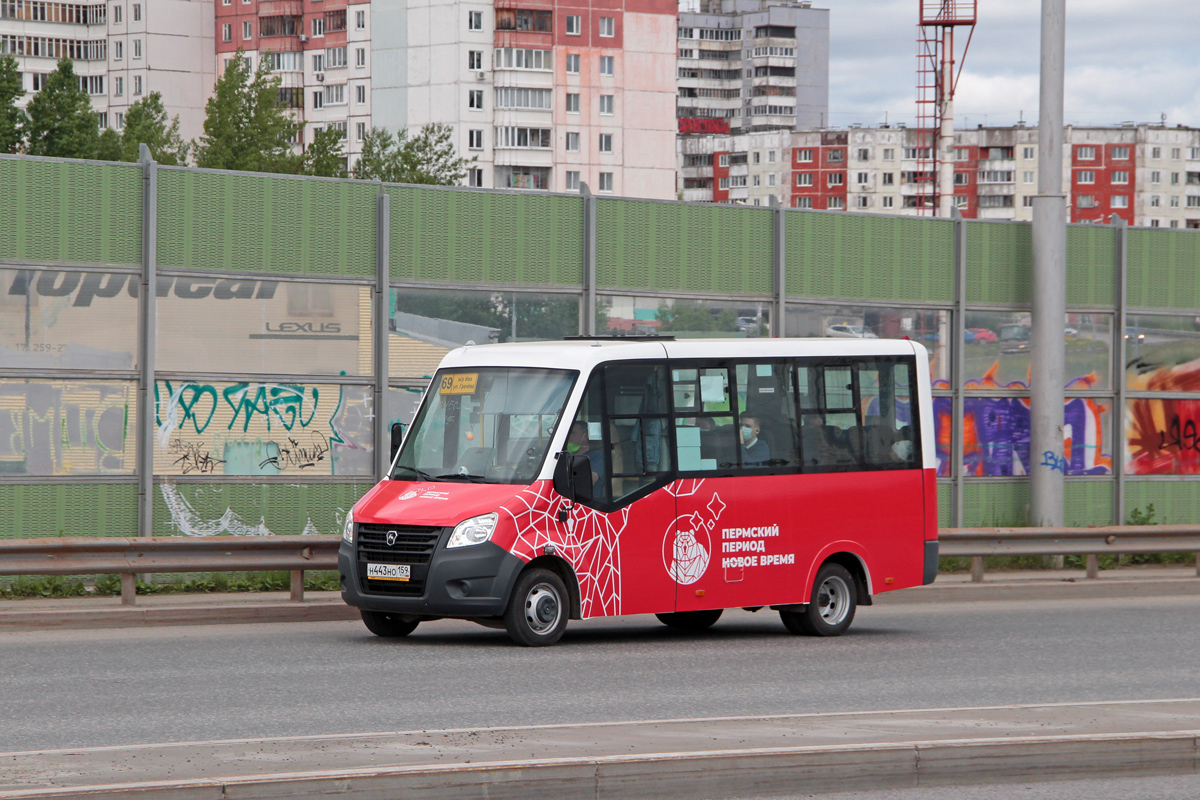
[342,511,355,544]
[447,512,498,548]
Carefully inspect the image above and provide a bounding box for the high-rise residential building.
[370,0,677,197]
[2,0,215,140]
[676,0,828,136]
[678,123,1200,228]
[214,0,371,162]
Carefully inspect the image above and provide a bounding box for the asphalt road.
[2,594,1198,752]
[732,774,1200,800]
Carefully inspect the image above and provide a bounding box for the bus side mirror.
[553,452,593,505]
[390,422,405,462]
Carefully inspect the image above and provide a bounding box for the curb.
[875,575,1200,604]
[3,732,1197,799]
[0,601,359,631]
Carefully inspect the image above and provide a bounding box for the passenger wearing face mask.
[739,415,770,467]
[567,421,605,488]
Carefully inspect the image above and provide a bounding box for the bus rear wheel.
[780,563,857,636]
[361,610,420,638]
[504,568,569,647]
[655,609,723,631]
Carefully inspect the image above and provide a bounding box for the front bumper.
[338,534,526,618]
[923,539,939,585]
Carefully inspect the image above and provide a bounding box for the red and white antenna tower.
[915,0,976,217]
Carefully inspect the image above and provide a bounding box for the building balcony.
[258,0,303,16]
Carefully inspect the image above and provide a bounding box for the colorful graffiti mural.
[0,380,136,476]
[933,363,1112,477]
[1126,356,1200,475]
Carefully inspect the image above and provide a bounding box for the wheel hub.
[525,584,561,634]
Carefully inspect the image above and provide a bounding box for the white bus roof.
[437,337,926,372]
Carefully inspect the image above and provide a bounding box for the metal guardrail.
[1,526,1197,605]
[941,526,1200,582]
[0,536,340,605]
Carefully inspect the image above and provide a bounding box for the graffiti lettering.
[1157,415,1200,455]
[225,383,318,433]
[168,438,226,474]
[1040,451,1068,473]
[7,271,278,307]
[259,435,330,470]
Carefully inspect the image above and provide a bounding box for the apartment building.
[369,0,677,197]
[678,123,1200,228]
[676,0,827,135]
[2,0,214,139]
[214,0,370,161]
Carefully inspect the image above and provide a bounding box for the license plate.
[366,563,410,582]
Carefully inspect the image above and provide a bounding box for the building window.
[1152,146,1161,159]
[133,74,141,94]
[954,172,968,186]
[312,91,323,109]
[1150,219,1160,227]
[1111,195,1129,208]
[598,171,613,191]
[222,22,231,42]
[1151,170,1161,183]
[1023,196,1034,207]
[1171,173,1180,185]
[113,4,121,22]
[882,196,893,208]
[1076,195,1095,209]
[114,40,122,59]
[796,149,812,162]
[494,48,552,70]
[356,84,365,103]
[857,148,870,161]
[599,55,613,76]
[767,173,777,187]
[599,94,613,115]
[566,14,580,34]
[1192,148,1200,160]
[883,148,894,160]
[827,196,844,209]
[132,2,139,19]
[1022,170,1033,183]
[599,16,614,36]
[718,153,729,167]
[856,172,868,184]
[243,20,254,38]
[565,131,579,152]
[115,111,124,129]
[1172,148,1181,159]
[494,126,552,148]
[1171,196,1180,207]
[1112,146,1130,160]
[356,48,366,67]
[599,133,613,153]
[1077,146,1096,160]
[827,172,843,186]
[566,171,580,190]
[313,53,324,72]
[469,89,483,109]
[855,196,869,208]
[1112,170,1129,184]
[468,129,483,149]
[311,17,323,36]
[752,175,760,187]
[795,196,813,209]
[1077,170,1094,184]
[565,92,579,113]
[133,39,141,58]
[796,173,811,187]
[881,172,894,185]
[827,149,843,163]
[468,168,484,187]
[327,46,347,67]
[1023,146,1035,159]
[566,53,580,73]
[1150,195,1161,208]
[468,10,482,30]
[1170,220,1179,227]
[467,50,482,70]
[113,76,123,96]
[952,148,969,161]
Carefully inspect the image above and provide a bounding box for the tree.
[0,54,24,154]
[194,49,298,173]
[120,92,189,165]
[301,127,347,177]
[25,58,98,159]
[96,127,122,161]
[353,123,473,185]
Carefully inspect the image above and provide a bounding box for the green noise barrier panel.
[1065,224,1116,308]
[1124,481,1200,526]
[596,199,773,294]
[0,157,142,267]
[785,211,954,303]
[156,169,377,277]
[388,187,584,286]
[962,481,1030,527]
[0,483,138,538]
[937,483,952,529]
[965,221,1032,306]
[1126,228,1200,310]
[1063,480,1114,527]
[152,481,374,537]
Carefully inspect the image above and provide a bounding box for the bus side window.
[799,362,863,471]
[604,362,673,503]
[566,373,611,506]
[673,365,735,472]
[858,360,918,469]
[734,361,799,469]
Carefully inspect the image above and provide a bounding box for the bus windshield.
[393,367,577,484]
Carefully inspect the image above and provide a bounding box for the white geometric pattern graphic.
[503,481,631,618]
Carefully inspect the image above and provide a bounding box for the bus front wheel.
[361,610,420,638]
[504,568,569,647]
[780,563,857,636]
[655,609,723,631]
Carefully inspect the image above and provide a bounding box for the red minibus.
[338,337,938,646]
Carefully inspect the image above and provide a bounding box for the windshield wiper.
[392,465,436,481]
[433,473,494,483]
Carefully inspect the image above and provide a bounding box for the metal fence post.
[375,190,390,484]
[580,182,596,336]
[770,196,786,338]
[1112,215,1127,529]
[136,145,157,553]
[952,208,966,532]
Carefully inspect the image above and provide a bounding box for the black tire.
[360,609,420,638]
[655,609,723,631]
[504,568,569,647]
[780,562,857,637]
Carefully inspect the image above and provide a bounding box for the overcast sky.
[825,0,1200,129]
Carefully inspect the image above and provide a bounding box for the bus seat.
[457,446,494,474]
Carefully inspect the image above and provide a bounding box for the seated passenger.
[567,421,606,488]
[740,415,771,467]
